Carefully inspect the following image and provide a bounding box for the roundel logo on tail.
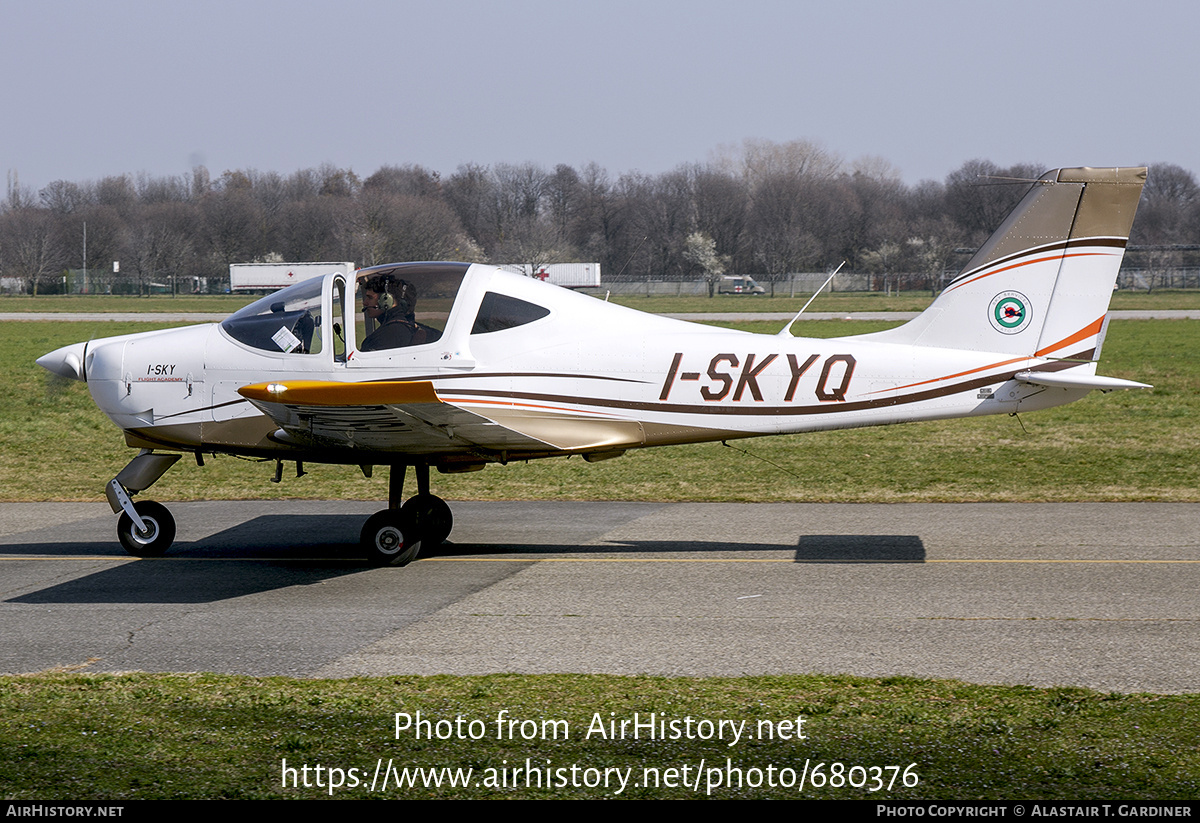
[988,291,1032,334]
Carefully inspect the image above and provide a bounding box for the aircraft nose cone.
[36,342,88,381]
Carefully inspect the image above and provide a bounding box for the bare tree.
[0,206,63,294]
[545,164,581,238]
[40,180,89,215]
[692,165,749,272]
[276,196,355,261]
[571,162,625,273]
[201,187,261,274]
[944,159,1043,242]
[493,218,572,276]
[363,164,443,199]
[125,201,194,295]
[444,163,494,249]
[722,137,842,188]
[354,190,479,266]
[1133,162,1199,245]
[317,163,361,198]
[747,172,820,294]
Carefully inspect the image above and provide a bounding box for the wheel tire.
[116,501,176,557]
[361,509,421,566]
[401,494,453,547]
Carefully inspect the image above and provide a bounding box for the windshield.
[221,276,326,354]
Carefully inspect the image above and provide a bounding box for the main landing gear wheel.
[116,500,176,557]
[361,509,421,566]
[401,494,453,548]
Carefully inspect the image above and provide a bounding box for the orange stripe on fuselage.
[871,316,1104,396]
[871,355,1032,395]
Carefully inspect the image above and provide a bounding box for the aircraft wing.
[238,379,557,456]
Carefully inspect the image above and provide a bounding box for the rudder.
[863,167,1146,361]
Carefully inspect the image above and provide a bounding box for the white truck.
[501,262,601,289]
[230,262,355,291]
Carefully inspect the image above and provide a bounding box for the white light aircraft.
[38,167,1149,565]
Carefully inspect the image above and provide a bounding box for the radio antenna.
[777,261,845,337]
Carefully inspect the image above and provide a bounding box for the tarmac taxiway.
[0,500,1196,693]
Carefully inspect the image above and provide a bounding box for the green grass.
[6,318,1197,503]
[0,294,255,313]
[1,672,1196,799]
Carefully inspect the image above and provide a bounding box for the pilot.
[360,276,386,338]
[361,277,385,322]
[360,276,425,351]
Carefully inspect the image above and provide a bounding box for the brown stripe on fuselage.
[439,350,1096,418]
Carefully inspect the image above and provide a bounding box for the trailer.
[230,262,355,291]
[501,262,601,288]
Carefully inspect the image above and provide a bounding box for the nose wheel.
[116,500,177,557]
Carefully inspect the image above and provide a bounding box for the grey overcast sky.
[2,0,1195,193]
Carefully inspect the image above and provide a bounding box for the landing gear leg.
[401,463,454,548]
[359,463,454,566]
[106,451,181,557]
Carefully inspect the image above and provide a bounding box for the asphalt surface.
[1,500,1196,693]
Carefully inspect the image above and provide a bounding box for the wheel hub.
[133,519,158,544]
[376,526,403,554]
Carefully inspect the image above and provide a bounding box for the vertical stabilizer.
[862,167,1146,361]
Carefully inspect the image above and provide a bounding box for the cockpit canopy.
[219,261,553,357]
[220,262,471,356]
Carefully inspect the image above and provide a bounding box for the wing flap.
[238,380,554,454]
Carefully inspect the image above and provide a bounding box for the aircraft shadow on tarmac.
[5,514,925,605]
[8,558,367,605]
[433,534,926,562]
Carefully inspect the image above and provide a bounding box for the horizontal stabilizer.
[1014,370,1151,392]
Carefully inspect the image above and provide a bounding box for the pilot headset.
[369,276,394,312]
[374,276,413,315]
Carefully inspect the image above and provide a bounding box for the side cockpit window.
[471,292,550,335]
[353,263,466,354]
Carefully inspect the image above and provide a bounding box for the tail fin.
[865,167,1146,361]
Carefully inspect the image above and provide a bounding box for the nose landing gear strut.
[106,451,181,557]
